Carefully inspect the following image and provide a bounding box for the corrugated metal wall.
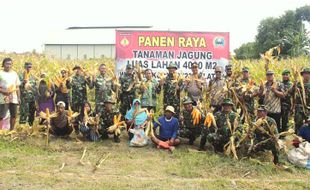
[45,44,115,59]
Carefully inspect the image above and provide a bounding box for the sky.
[0,0,309,53]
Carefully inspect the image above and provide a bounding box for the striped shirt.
[263,81,282,113]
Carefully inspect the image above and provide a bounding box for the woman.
[36,73,55,124]
[125,99,148,147]
[78,102,99,141]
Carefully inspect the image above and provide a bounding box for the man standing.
[207,66,226,113]
[55,69,71,110]
[259,70,284,132]
[280,69,293,133]
[159,63,183,118]
[119,64,136,116]
[140,69,158,111]
[179,97,204,145]
[0,58,21,130]
[184,62,204,105]
[71,65,91,113]
[19,62,37,126]
[90,63,116,113]
[294,67,310,134]
[235,67,258,122]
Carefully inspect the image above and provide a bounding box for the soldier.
[89,63,116,114]
[235,67,259,122]
[119,64,136,116]
[207,66,226,113]
[140,69,158,111]
[204,98,240,152]
[184,62,204,105]
[280,69,293,133]
[294,67,310,134]
[19,62,37,126]
[55,69,71,110]
[179,97,204,145]
[99,97,121,143]
[249,105,280,165]
[258,70,284,132]
[159,63,183,118]
[70,65,91,112]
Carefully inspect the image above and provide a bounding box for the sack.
[129,128,148,147]
[287,142,310,169]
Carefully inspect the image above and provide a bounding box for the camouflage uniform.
[71,73,91,112]
[19,63,37,126]
[119,73,135,116]
[179,97,204,145]
[90,74,115,113]
[99,100,121,142]
[161,73,183,118]
[250,114,279,164]
[204,99,240,152]
[235,78,257,121]
[294,68,310,134]
[280,70,293,133]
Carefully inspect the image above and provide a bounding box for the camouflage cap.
[167,63,178,69]
[282,69,290,75]
[242,67,249,72]
[73,65,81,70]
[24,62,32,68]
[266,70,274,75]
[257,105,267,112]
[221,98,234,106]
[301,67,310,75]
[182,96,193,104]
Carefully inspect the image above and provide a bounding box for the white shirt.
[0,70,21,104]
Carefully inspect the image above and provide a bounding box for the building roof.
[44,26,153,45]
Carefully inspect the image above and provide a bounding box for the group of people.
[0,57,309,165]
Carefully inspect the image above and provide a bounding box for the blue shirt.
[154,116,179,140]
[299,124,310,143]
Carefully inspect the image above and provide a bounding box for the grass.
[0,135,310,190]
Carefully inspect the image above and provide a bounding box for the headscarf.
[125,99,147,126]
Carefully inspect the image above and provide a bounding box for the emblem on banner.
[213,37,225,47]
[120,37,130,47]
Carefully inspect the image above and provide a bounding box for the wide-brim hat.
[165,106,175,114]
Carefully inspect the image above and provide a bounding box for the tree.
[234,42,258,59]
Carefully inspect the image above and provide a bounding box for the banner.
[116,30,229,80]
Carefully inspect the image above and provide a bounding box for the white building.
[44,26,152,60]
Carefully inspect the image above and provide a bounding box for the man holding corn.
[179,97,204,145]
[90,63,116,114]
[205,98,240,152]
[293,67,310,134]
[119,64,136,116]
[280,69,293,133]
[19,62,37,126]
[70,65,91,113]
[159,63,183,118]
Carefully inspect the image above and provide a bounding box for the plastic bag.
[129,128,148,147]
